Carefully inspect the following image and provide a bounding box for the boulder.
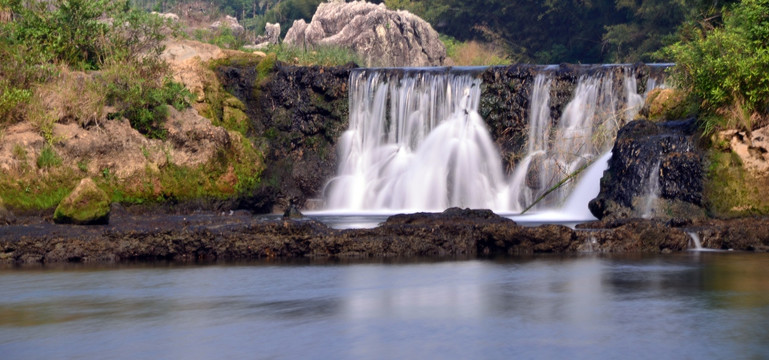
[589,119,705,221]
[283,1,445,67]
[54,178,111,225]
[210,15,244,34]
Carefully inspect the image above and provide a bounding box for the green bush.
[665,0,769,131]
[1,0,170,70]
[103,60,193,139]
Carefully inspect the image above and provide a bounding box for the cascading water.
[323,65,660,218]
[642,160,661,219]
[509,67,648,213]
[325,69,509,212]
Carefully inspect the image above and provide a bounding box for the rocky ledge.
[2,208,766,264]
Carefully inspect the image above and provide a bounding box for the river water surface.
[1,253,768,359]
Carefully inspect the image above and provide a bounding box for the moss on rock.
[54,178,110,225]
[643,88,694,121]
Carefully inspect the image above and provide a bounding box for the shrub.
[1,0,171,70]
[664,0,769,132]
[102,59,193,139]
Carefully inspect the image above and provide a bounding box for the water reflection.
[1,254,768,359]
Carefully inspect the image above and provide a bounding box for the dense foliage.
[0,0,190,137]
[665,0,769,132]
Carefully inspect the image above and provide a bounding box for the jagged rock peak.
[284,0,446,67]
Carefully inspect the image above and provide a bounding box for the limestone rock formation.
[244,23,281,50]
[283,1,446,67]
[589,119,705,221]
[54,178,111,225]
[210,15,244,34]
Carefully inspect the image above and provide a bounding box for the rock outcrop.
[210,15,244,34]
[283,1,445,67]
[589,119,705,221]
[53,178,110,225]
[717,125,769,177]
[216,62,353,211]
[1,208,698,264]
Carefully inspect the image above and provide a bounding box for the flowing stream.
[322,66,656,220]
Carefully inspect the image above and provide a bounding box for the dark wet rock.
[690,217,769,252]
[216,62,354,212]
[589,119,705,221]
[1,208,730,264]
[283,202,304,219]
[53,178,110,225]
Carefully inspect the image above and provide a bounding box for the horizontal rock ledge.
[1,208,767,264]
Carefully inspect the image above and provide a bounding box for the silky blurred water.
[1,253,768,359]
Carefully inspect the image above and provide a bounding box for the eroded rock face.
[589,119,705,221]
[53,178,110,225]
[284,1,445,67]
[718,126,769,177]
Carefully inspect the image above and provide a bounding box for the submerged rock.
[284,1,445,67]
[589,119,705,221]
[53,178,110,225]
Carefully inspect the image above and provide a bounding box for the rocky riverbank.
[2,208,766,264]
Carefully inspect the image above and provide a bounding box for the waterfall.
[323,65,660,218]
[687,232,703,251]
[325,69,508,212]
[641,160,661,219]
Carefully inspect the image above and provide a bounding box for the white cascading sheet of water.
[325,69,508,212]
[324,66,655,219]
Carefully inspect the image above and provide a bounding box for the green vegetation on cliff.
[0,0,266,212]
[665,0,769,134]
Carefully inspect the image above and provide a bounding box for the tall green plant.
[665,0,769,128]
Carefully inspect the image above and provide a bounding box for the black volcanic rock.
[589,119,705,221]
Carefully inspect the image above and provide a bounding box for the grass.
[262,44,361,67]
[36,145,62,169]
[0,169,79,210]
